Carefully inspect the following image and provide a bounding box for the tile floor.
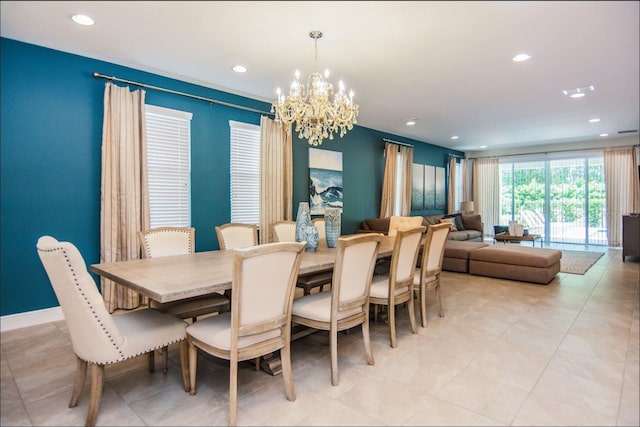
[2,246,638,426]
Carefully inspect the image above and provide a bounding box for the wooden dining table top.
[90,234,395,304]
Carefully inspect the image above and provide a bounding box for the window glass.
[145,105,192,227]
[229,121,260,224]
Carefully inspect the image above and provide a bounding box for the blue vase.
[324,208,341,248]
[304,225,319,252]
[295,202,311,243]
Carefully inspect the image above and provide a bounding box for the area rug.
[560,250,605,274]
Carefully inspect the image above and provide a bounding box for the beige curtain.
[380,143,398,218]
[100,82,150,312]
[259,116,293,243]
[460,158,471,204]
[472,158,500,236]
[447,156,457,214]
[398,145,413,215]
[379,143,413,217]
[604,146,640,246]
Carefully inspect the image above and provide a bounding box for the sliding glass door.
[499,155,606,245]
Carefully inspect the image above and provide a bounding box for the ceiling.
[2,1,639,152]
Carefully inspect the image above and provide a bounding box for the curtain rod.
[468,143,639,160]
[93,72,273,116]
[382,138,414,148]
[448,153,465,159]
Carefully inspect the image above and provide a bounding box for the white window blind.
[145,104,192,228]
[229,120,260,224]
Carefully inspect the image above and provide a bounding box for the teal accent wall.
[0,37,463,316]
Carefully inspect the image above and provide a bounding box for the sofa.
[358,214,483,242]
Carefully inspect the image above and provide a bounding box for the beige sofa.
[358,214,483,242]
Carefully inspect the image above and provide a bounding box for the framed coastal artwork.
[309,148,343,215]
[412,163,446,211]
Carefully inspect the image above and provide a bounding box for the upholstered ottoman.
[443,240,490,272]
[468,245,562,284]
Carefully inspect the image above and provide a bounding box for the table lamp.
[460,201,475,214]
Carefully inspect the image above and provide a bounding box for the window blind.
[145,104,192,228]
[229,120,260,224]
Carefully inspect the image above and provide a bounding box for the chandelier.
[272,31,359,146]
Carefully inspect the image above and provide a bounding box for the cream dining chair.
[36,236,190,427]
[312,217,326,245]
[272,220,297,243]
[388,215,424,237]
[215,222,258,250]
[292,233,382,386]
[138,227,230,322]
[272,219,332,295]
[369,225,425,348]
[413,223,450,327]
[186,241,306,426]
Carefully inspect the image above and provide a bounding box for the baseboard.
[0,306,64,332]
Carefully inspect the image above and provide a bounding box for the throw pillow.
[439,217,458,232]
[462,214,482,232]
[444,213,465,231]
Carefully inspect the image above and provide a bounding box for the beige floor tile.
[530,367,621,419]
[512,392,616,426]
[546,349,625,387]
[436,369,530,423]
[558,331,629,363]
[617,384,640,427]
[337,375,422,425]
[294,398,381,426]
[463,337,553,391]
[403,393,503,426]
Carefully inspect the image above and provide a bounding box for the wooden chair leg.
[420,286,428,328]
[388,303,397,348]
[229,358,239,426]
[162,346,169,374]
[188,341,198,396]
[86,363,104,427]
[179,340,190,393]
[362,316,375,366]
[69,356,87,408]
[436,281,444,317]
[330,327,339,386]
[148,351,155,373]
[281,344,296,401]
[408,294,418,334]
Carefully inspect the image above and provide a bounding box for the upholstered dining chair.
[36,236,189,427]
[292,233,382,386]
[413,223,450,327]
[312,218,326,245]
[186,241,306,426]
[272,220,297,243]
[388,215,424,237]
[369,226,425,348]
[215,222,258,250]
[272,219,332,295]
[138,227,230,322]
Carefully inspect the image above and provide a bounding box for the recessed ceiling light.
[589,118,600,123]
[479,145,488,149]
[232,65,247,73]
[72,14,94,26]
[563,85,595,98]
[512,53,531,62]
[405,119,417,126]
[451,136,459,140]
[600,133,609,137]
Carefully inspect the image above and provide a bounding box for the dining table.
[90,234,397,374]
[90,234,396,304]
